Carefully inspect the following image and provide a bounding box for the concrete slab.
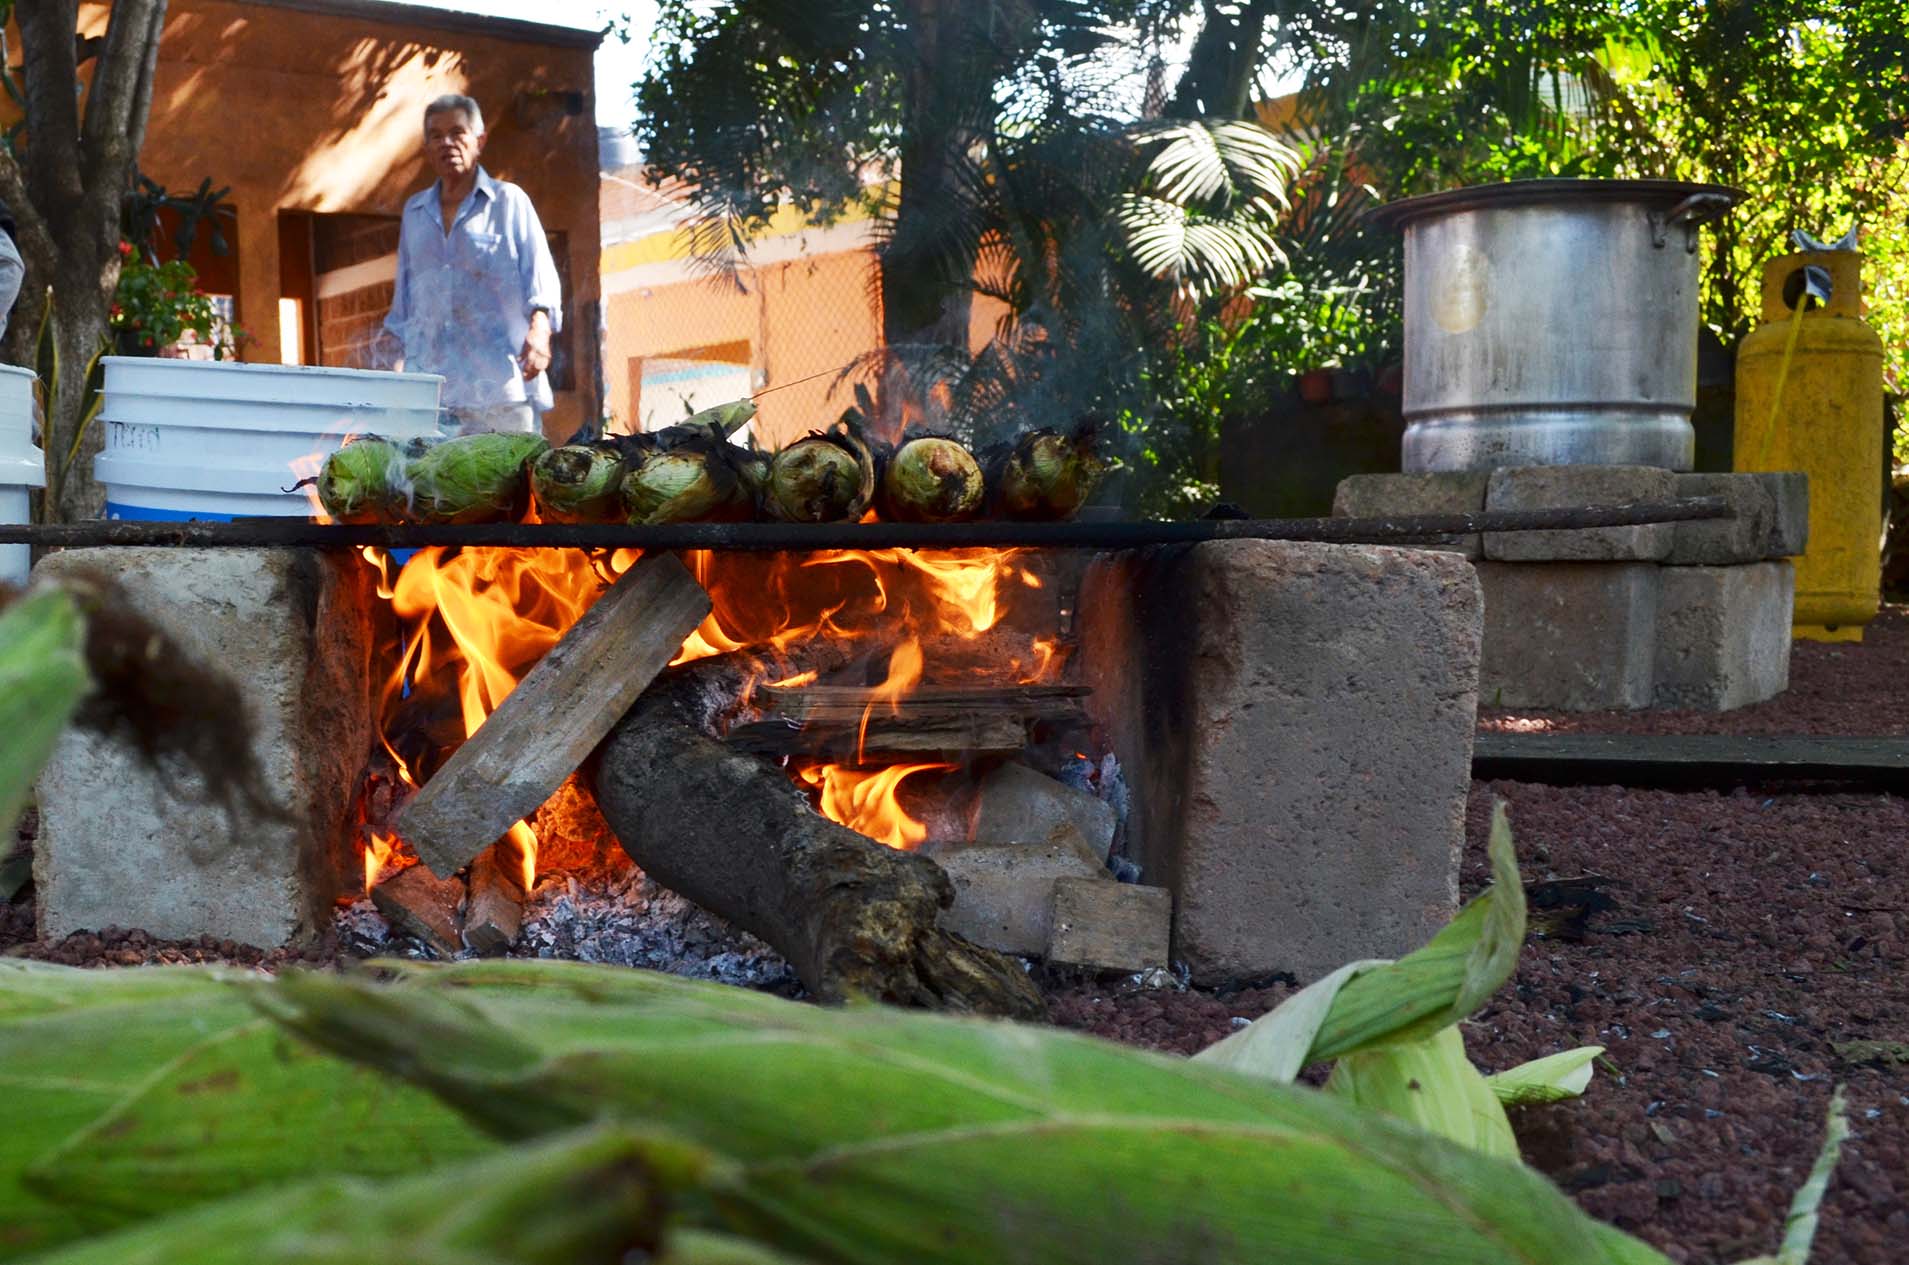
[931,841,1110,958]
[33,548,376,947]
[1478,561,1660,710]
[1047,877,1171,973]
[1332,471,1491,558]
[1654,562,1793,710]
[1484,465,1677,562]
[1079,540,1476,985]
[1667,473,1776,565]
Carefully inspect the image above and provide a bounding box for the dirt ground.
[7,609,1909,1263]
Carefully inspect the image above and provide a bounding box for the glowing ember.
[792,761,954,850]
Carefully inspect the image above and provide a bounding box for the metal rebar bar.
[0,497,1730,552]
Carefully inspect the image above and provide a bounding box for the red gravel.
[1482,604,1909,736]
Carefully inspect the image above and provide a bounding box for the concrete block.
[1047,877,1171,972]
[1079,540,1476,985]
[1478,562,1660,710]
[1753,471,1810,557]
[932,842,1110,957]
[33,548,376,947]
[1653,562,1793,710]
[1483,465,1677,562]
[1332,471,1490,558]
[969,760,1116,858]
[1667,473,1775,565]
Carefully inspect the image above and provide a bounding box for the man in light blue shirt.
[382,94,562,435]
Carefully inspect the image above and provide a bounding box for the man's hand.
[520,309,553,379]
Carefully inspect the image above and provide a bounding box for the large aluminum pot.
[1371,179,1740,473]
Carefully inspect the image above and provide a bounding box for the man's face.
[425,109,485,183]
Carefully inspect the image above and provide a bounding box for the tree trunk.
[880,0,979,355]
[1168,0,1278,121]
[0,0,169,522]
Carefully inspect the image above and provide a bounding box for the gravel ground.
[1482,604,1909,736]
[1043,782,1909,1265]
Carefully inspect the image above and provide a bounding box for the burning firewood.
[593,659,1046,1019]
[462,844,527,955]
[369,864,465,957]
[397,552,712,877]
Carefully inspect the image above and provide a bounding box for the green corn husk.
[22,1125,710,1265]
[254,961,1670,1265]
[1486,1044,1606,1105]
[0,588,89,838]
[530,442,627,523]
[764,423,876,523]
[0,964,256,1259]
[621,445,754,525]
[406,432,550,524]
[990,423,1110,520]
[23,1016,494,1232]
[876,435,985,523]
[1323,1025,1520,1159]
[658,398,756,445]
[314,436,409,523]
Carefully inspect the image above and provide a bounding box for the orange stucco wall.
[55,1,602,435]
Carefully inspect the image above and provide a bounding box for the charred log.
[593,661,1046,1019]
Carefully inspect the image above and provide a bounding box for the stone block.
[1667,473,1776,565]
[969,761,1116,859]
[1653,562,1794,710]
[1753,471,1810,557]
[932,842,1110,957]
[1483,465,1677,562]
[1332,471,1491,558]
[1478,562,1660,710]
[33,548,376,947]
[1047,877,1171,972]
[1079,540,1477,985]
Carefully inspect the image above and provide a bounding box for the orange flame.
[363,831,401,893]
[793,761,953,849]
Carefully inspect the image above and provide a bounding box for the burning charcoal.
[876,435,985,523]
[406,432,550,524]
[463,845,527,956]
[369,864,465,957]
[989,421,1111,521]
[528,442,626,523]
[763,421,877,523]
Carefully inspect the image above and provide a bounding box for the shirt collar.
[408,166,500,216]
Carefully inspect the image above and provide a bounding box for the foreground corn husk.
[0,965,256,1258]
[406,431,550,524]
[621,445,755,525]
[764,423,877,523]
[991,424,1110,520]
[0,588,89,838]
[253,961,1670,1265]
[22,1126,710,1265]
[0,962,479,1258]
[1195,803,1600,1154]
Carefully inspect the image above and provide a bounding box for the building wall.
[67,0,603,437]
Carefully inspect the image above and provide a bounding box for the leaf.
[1323,1025,1519,1160]
[0,588,90,839]
[1745,1085,1849,1265]
[1487,1046,1605,1106]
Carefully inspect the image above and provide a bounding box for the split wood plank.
[400,552,711,875]
[727,712,1032,760]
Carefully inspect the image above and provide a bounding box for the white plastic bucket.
[93,359,444,520]
[0,364,45,585]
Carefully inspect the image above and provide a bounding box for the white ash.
[511,869,802,993]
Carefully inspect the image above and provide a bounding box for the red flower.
[117,240,133,257]
[109,304,122,318]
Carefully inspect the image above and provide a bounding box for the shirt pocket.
[460,229,511,266]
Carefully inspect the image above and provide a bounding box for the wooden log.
[594,661,1047,1019]
[761,682,1089,723]
[370,865,465,958]
[461,845,526,956]
[399,553,711,876]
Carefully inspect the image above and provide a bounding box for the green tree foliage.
[1284,0,1909,376]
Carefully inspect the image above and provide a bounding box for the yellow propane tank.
[1734,249,1885,641]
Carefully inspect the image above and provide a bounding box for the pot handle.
[1650,193,1735,253]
